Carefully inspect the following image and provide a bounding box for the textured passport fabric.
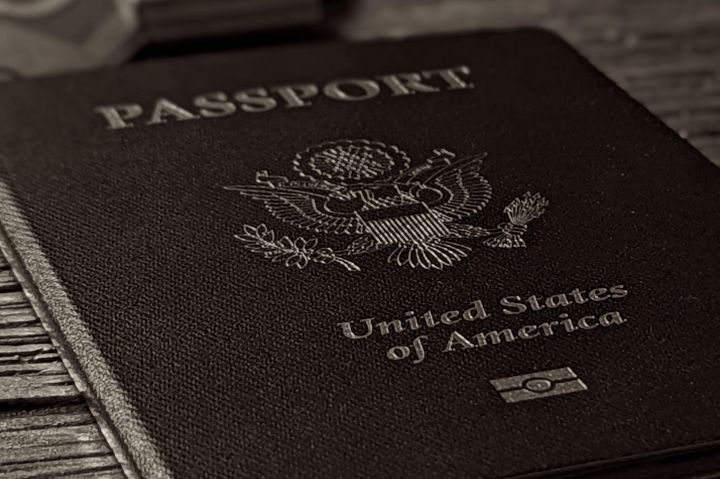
[0,29,719,478]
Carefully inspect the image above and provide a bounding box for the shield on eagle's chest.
[355,202,450,245]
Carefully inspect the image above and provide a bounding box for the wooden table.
[1,1,719,477]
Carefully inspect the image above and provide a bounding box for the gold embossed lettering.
[378,73,439,95]
[518,325,539,339]
[147,98,199,125]
[234,87,277,112]
[440,310,461,325]
[599,311,626,326]
[95,104,143,129]
[337,318,373,339]
[546,294,571,308]
[500,296,526,315]
[377,319,405,335]
[422,65,472,89]
[473,329,516,347]
[463,300,491,321]
[444,331,475,352]
[273,84,319,108]
[324,79,381,101]
[578,315,598,330]
[589,288,609,301]
[194,92,236,118]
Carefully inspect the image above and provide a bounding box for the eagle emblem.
[225,139,548,271]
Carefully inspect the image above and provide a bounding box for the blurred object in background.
[0,0,138,78]
[140,0,322,44]
[0,0,323,79]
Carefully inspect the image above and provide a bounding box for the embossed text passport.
[0,30,719,478]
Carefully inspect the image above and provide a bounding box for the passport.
[0,29,719,478]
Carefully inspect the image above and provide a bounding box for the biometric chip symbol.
[490,367,588,403]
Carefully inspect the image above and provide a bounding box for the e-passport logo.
[490,367,587,403]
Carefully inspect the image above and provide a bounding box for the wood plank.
[0,361,66,375]
[0,456,120,479]
[0,327,49,339]
[0,407,95,432]
[0,424,105,450]
[0,375,78,404]
[0,441,112,466]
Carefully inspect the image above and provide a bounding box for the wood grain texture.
[1,0,718,476]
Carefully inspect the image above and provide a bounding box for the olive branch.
[235,224,360,271]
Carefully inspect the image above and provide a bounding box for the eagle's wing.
[425,155,492,221]
[224,185,364,235]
